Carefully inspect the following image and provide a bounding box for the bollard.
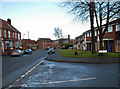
[74,51,78,55]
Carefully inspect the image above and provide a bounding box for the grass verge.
[59,49,120,59]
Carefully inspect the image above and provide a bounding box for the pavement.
[46,50,120,63]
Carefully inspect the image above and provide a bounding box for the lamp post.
[23,34,25,39]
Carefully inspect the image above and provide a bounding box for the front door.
[88,43,91,51]
[105,40,113,52]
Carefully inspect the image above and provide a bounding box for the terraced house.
[22,39,37,51]
[75,18,120,52]
[37,38,54,50]
[0,18,21,55]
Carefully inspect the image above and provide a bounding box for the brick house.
[54,35,74,49]
[22,39,31,50]
[31,40,37,51]
[22,39,37,51]
[75,18,120,52]
[0,18,21,55]
[37,38,54,50]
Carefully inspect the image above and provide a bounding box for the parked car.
[69,47,73,49]
[23,49,32,54]
[48,48,55,54]
[45,48,49,50]
[11,50,23,56]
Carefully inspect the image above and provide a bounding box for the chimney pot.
[7,18,11,25]
[68,35,70,42]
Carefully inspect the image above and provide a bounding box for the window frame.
[0,29,1,37]
[4,30,6,38]
[108,26,113,33]
[116,24,120,32]
[8,31,10,38]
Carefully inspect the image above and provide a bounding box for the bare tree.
[53,27,63,39]
[94,1,120,51]
[60,1,96,54]
[53,27,64,49]
[60,0,120,54]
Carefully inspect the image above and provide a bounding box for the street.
[3,53,119,88]
[2,50,48,87]
[2,50,120,88]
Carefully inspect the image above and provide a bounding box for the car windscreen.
[13,50,19,52]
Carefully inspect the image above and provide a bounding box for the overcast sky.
[1,1,90,41]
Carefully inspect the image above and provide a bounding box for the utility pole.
[28,31,29,49]
[28,31,29,39]
[23,34,25,39]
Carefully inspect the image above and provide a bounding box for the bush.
[64,44,73,49]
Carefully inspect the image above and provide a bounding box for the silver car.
[48,48,55,54]
[11,50,23,56]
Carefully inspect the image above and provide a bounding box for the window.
[12,32,14,38]
[18,33,20,40]
[116,40,120,47]
[8,31,10,38]
[98,30,99,35]
[116,24,120,31]
[87,33,89,37]
[108,26,113,32]
[15,33,17,39]
[0,29,1,37]
[102,27,107,33]
[4,30,6,38]
[90,32,91,37]
[95,31,97,36]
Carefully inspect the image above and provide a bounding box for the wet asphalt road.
[10,60,119,87]
[2,50,48,87]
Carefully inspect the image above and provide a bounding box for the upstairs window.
[108,26,113,32]
[4,30,6,38]
[18,33,20,40]
[12,32,14,38]
[98,30,99,36]
[8,31,10,38]
[0,29,1,37]
[85,34,86,38]
[102,27,107,33]
[87,33,89,37]
[90,32,91,37]
[15,33,17,39]
[95,31,97,36]
[116,24,120,31]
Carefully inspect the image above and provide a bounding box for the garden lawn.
[59,49,120,59]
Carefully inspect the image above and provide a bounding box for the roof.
[37,38,54,42]
[0,18,21,33]
[38,38,51,40]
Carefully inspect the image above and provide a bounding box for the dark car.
[11,50,23,56]
[48,48,55,54]
[45,48,49,50]
[23,49,32,54]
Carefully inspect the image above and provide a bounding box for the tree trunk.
[89,2,96,54]
[99,34,103,50]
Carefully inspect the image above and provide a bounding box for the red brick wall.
[86,37,92,41]
[103,25,116,52]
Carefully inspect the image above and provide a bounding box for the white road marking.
[19,77,96,87]
[41,77,96,84]
[6,55,48,89]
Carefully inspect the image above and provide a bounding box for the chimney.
[7,18,11,25]
[68,35,70,42]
